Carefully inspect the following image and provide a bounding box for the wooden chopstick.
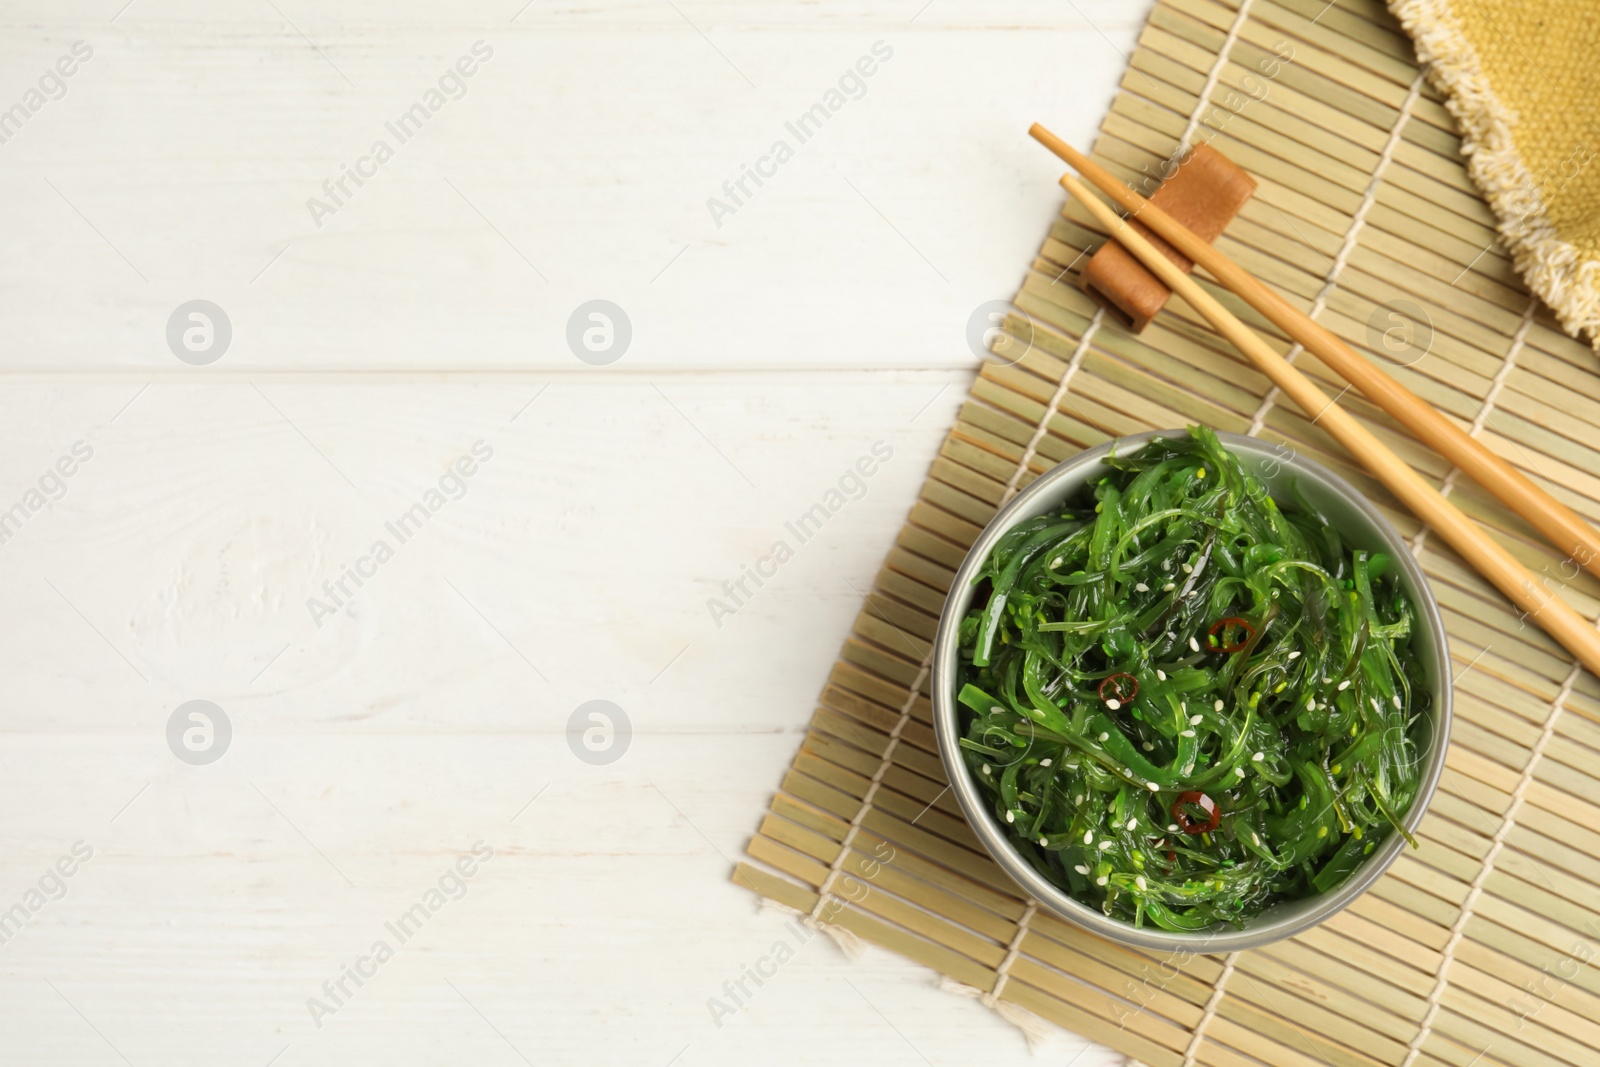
[1030,123,1600,585]
[1057,172,1600,677]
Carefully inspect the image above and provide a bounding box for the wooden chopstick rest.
[1080,143,1256,332]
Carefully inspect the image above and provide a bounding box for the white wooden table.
[1,3,1144,1062]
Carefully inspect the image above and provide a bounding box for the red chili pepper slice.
[1207,616,1255,653]
[1171,791,1220,834]
[1097,672,1138,705]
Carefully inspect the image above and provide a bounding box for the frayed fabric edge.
[1388,0,1600,347]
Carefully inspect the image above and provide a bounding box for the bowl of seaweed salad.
[931,427,1450,952]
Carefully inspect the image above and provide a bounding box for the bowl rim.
[930,429,1453,953]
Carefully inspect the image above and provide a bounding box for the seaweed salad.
[956,427,1427,931]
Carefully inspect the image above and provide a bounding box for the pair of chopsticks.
[1029,124,1600,676]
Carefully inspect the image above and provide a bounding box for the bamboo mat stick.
[1032,125,1600,585]
[1057,173,1600,678]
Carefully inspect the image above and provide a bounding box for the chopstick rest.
[1081,143,1256,332]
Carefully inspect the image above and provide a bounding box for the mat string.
[1401,644,1590,1065]
[1176,0,1258,157]
[1162,16,1266,1061]
[859,5,1250,1050]
[934,900,1054,1049]
[801,306,1102,1026]
[767,895,1061,1050]
[1180,951,1238,1067]
[803,651,930,952]
[990,901,1037,1006]
[957,33,1426,1067]
[1395,230,1545,1067]
[1410,295,1537,555]
[937,975,1054,1050]
[915,319,1102,1047]
[1179,65,1427,1067]
[1247,72,1425,436]
[1005,308,1102,500]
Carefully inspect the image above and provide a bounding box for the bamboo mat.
[732,1,1600,1063]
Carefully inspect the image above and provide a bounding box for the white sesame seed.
[1180,729,1196,738]
[1288,650,1302,660]
[1039,837,1048,846]
[1156,670,1167,681]
[1075,794,1084,804]
[1096,875,1109,886]
[1099,839,1113,850]
[1167,824,1179,832]
[981,765,991,775]
[1163,582,1176,592]
[1141,741,1153,751]
[1190,713,1203,725]
[1135,582,1149,593]
[1337,680,1351,691]
[1213,699,1224,711]
[1127,818,1138,831]
[1074,864,1090,875]
[1051,557,1062,568]
[990,705,1004,715]
[1146,781,1160,791]
[1251,831,1261,846]
[1235,767,1246,777]
[1005,811,1015,823]
[1084,830,1093,844]
[1306,697,1316,710]
[1182,563,1193,574]
[1106,700,1121,711]
[1040,758,1052,767]
[1393,695,1402,709]
[1135,875,1147,891]
[1098,732,1110,742]
[1252,752,1264,762]
[1189,636,1200,652]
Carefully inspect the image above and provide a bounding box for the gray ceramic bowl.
[931,430,1451,952]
